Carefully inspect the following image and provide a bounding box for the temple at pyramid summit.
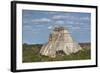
[40,26,82,58]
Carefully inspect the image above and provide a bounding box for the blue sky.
[22,10,91,44]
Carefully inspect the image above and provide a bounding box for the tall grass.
[22,44,91,63]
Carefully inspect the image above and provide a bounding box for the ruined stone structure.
[40,26,82,58]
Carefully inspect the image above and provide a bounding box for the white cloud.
[23,25,43,32]
[32,29,41,32]
[66,25,73,28]
[52,15,90,23]
[23,25,32,31]
[35,25,45,27]
[32,18,51,23]
[52,15,68,19]
[68,26,81,30]
[72,27,80,29]
[66,21,75,24]
[52,14,77,20]
[68,25,90,31]
[48,26,53,29]
[80,17,90,21]
[55,21,64,24]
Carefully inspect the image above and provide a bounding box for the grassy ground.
[22,44,91,63]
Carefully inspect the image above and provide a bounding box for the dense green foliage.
[22,44,91,63]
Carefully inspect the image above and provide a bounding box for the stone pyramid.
[40,26,82,58]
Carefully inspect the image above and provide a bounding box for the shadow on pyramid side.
[40,26,82,58]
